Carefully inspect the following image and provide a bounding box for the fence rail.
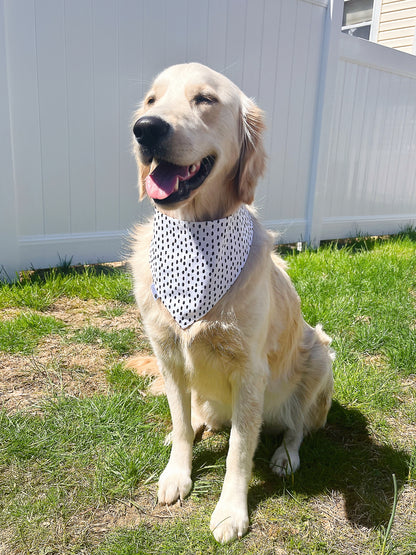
[1,0,415,279]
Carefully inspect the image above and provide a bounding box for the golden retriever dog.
[129,62,334,543]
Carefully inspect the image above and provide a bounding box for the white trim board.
[340,32,416,80]
[18,230,130,271]
[263,218,307,244]
[321,214,416,240]
[301,0,329,7]
[19,229,128,246]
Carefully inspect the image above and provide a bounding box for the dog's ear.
[236,97,266,204]
[137,157,148,201]
[132,127,148,201]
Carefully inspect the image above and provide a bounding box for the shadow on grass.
[255,401,409,528]
[191,401,409,531]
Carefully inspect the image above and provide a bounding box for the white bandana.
[150,206,253,329]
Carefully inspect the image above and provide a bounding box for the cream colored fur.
[129,63,334,544]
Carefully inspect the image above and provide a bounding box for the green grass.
[0,376,170,553]
[285,237,416,421]
[0,264,134,311]
[288,238,416,376]
[71,326,138,356]
[0,234,415,554]
[0,312,66,354]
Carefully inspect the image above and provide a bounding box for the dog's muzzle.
[133,116,171,157]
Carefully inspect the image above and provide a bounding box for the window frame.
[341,0,382,43]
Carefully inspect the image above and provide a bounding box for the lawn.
[0,234,415,555]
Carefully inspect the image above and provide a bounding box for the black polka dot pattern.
[149,206,253,329]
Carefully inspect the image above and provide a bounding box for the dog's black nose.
[133,116,171,148]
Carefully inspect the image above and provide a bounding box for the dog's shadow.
[254,401,409,528]
[192,401,410,530]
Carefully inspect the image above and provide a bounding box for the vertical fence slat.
[4,0,44,238]
[35,0,71,236]
[65,0,96,234]
[0,0,19,279]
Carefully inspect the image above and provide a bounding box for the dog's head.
[132,63,266,220]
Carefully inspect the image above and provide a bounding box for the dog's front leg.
[210,367,265,543]
[158,367,193,505]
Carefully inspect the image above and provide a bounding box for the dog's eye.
[146,96,156,106]
[193,93,218,106]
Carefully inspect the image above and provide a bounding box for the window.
[342,0,374,40]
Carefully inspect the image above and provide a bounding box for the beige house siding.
[377,0,416,54]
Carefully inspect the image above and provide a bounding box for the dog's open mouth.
[145,156,215,204]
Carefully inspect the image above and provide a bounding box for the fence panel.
[1,0,328,276]
[319,33,416,240]
[1,0,416,279]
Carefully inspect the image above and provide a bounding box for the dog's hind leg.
[269,324,334,477]
[269,424,303,477]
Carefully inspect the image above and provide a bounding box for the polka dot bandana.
[150,206,253,329]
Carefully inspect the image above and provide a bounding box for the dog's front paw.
[158,464,192,505]
[210,499,249,543]
[270,445,300,477]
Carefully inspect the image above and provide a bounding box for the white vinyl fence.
[1,0,416,279]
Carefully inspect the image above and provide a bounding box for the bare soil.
[0,297,145,412]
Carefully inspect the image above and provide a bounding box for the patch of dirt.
[67,486,201,549]
[385,375,416,450]
[310,492,375,554]
[362,354,386,368]
[0,308,23,321]
[0,297,151,413]
[392,483,416,540]
[0,352,46,412]
[0,335,109,412]
[46,297,143,332]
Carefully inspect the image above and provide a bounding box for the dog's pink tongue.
[145,162,190,200]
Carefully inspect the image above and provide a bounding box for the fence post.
[0,0,19,281]
[305,0,344,247]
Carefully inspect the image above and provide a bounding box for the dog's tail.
[125,355,165,395]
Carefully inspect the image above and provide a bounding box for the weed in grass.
[409,447,416,482]
[380,474,398,555]
[56,254,74,272]
[0,312,66,355]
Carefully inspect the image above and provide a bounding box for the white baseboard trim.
[263,219,307,244]
[18,230,131,271]
[320,214,416,240]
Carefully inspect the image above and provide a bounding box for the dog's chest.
[158,320,247,397]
